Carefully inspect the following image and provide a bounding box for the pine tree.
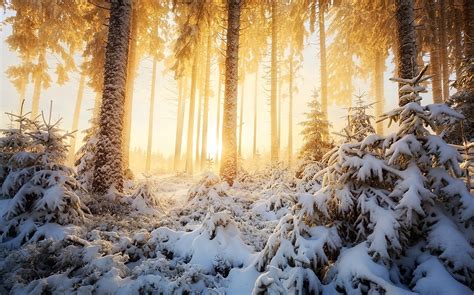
[0,110,88,248]
[255,66,474,293]
[298,91,332,161]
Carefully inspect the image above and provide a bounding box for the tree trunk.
[122,3,139,170]
[68,72,86,165]
[277,78,282,154]
[395,0,418,104]
[319,0,328,135]
[427,2,443,103]
[195,53,204,170]
[186,53,198,174]
[270,0,279,164]
[238,72,245,159]
[374,51,385,134]
[174,77,185,171]
[31,52,45,119]
[253,66,258,160]
[439,0,449,101]
[93,91,102,121]
[201,31,212,169]
[92,0,131,194]
[453,4,463,78]
[463,0,474,58]
[215,74,222,170]
[145,58,157,173]
[220,0,241,185]
[18,78,27,114]
[288,52,293,167]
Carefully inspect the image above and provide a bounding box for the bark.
[463,0,474,58]
[374,51,385,135]
[220,0,241,185]
[427,2,443,103]
[92,0,131,194]
[288,52,293,167]
[238,72,245,159]
[174,77,185,171]
[453,5,463,77]
[93,91,102,121]
[68,72,86,165]
[252,66,258,160]
[270,0,279,164]
[122,3,139,170]
[439,0,449,101]
[31,52,45,119]
[395,0,418,104]
[215,74,222,170]
[145,58,157,173]
[319,1,328,135]
[186,53,198,174]
[200,32,212,169]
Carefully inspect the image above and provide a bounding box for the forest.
[0,0,473,294]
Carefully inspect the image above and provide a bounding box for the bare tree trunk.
[31,52,45,119]
[253,66,258,160]
[238,71,245,159]
[319,1,328,136]
[174,77,185,171]
[186,54,198,174]
[122,4,139,170]
[18,78,27,114]
[92,0,131,194]
[439,0,449,101]
[93,91,102,121]
[68,72,86,165]
[201,31,212,169]
[145,58,157,173]
[270,0,279,164]
[395,0,418,104]
[374,51,385,134]
[278,78,282,155]
[215,74,222,170]
[453,4,463,78]
[463,0,474,59]
[427,2,443,103]
[288,52,293,167]
[195,59,203,171]
[220,0,241,185]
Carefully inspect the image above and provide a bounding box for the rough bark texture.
[427,2,443,103]
[319,1,328,122]
[145,58,157,173]
[174,78,185,171]
[453,5,463,77]
[463,0,474,58]
[122,3,139,170]
[270,0,279,164]
[253,66,258,160]
[186,53,198,174]
[439,0,449,101]
[220,0,241,185]
[92,0,131,194]
[395,0,418,104]
[200,32,212,169]
[374,51,385,135]
[238,72,245,159]
[68,72,86,165]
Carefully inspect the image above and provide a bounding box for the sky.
[0,13,436,162]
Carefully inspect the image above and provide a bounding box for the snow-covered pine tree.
[0,110,88,248]
[298,91,332,162]
[75,112,99,192]
[254,65,474,293]
[0,108,33,189]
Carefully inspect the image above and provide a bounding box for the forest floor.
[0,171,291,294]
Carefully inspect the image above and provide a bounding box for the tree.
[145,57,157,173]
[200,29,213,169]
[67,72,86,165]
[270,0,279,164]
[395,0,418,103]
[174,77,186,171]
[220,0,241,185]
[92,0,132,194]
[298,91,332,161]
